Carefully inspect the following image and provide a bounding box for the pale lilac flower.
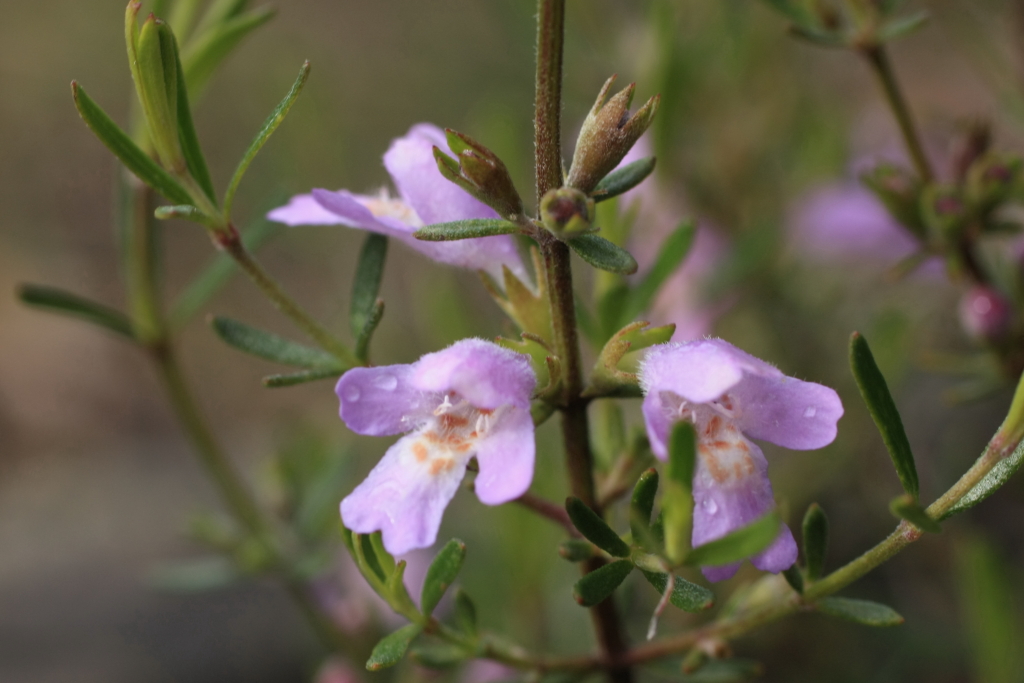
[338,339,536,555]
[639,339,843,582]
[616,136,729,341]
[268,124,526,282]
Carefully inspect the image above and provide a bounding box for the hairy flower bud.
[920,184,967,241]
[539,187,594,239]
[432,129,524,219]
[566,75,660,195]
[966,154,1021,214]
[959,285,1013,343]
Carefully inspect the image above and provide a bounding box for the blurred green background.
[4,0,1024,681]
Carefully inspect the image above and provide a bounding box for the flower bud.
[539,187,594,238]
[433,129,524,219]
[920,184,967,241]
[126,3,185,173]
[566,75,660,194]
[860,163,925,235]
[959,285,1013,343]
[966,153,1021,214]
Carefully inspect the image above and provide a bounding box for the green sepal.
[565,497,630,558]
[663,421,696,564]
[816,597,904,627]
[802,503,829,581]
[479,249,551,342]
[889,493,941,533]
[630,468,660,542]
[210,316,342,369]
[414,219,520,241]
[572,559,634,607]
[591,157,656,202]
[350,234,388,338]
[410,643,471,669]
[684,514,780,568]
[850,332,919,497]
[584,321,675,398]
[181,6,276,96]
[559,538,600,562]
[567,234,638,275]
[366,623,423,671]
[495,334,555,396]
[223,60,311,216]
[639,570,714,613]
[452,588,478,637]
[782,565,804,594]
[943,438,1024,520]
[421,539,466,618]
[17,284,135,339]
[137,16,184,171]
[72,83,192,205]
[386,560,420,617]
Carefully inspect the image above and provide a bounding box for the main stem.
[534,2,631,681]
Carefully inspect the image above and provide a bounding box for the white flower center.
[360,189,421,226]
[405,393,498,477]
[665,392,756,487]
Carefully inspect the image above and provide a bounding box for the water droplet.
[702,498,718,515]
[344,386,361,402]
[374,373,398,391]
[803,407,817,418]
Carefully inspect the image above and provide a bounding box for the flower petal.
[340,433,467,555]
[410,339,536,411]
[751,524,797,574]
[267,193,348,225]
[337,365,431,436]
[639,339,781,405]
[640,390,676,461]
[732,373,844,450]
[473,405,535,505]
[383,123,499,226]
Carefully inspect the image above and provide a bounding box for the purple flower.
[639,339,844,582]
[268,124,526,282]
[338,339,536,555]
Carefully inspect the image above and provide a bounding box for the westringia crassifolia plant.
[17,0,1024,680]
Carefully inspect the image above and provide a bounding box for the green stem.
[863,45,934,182]
[212,224,358,367]
[534,2,632,681]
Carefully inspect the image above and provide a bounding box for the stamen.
[433,394,453,416]
[475,413,490,436]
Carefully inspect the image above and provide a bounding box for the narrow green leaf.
[639,570,715,613]
[410,643,469,669]
[802,503,829,581]
[783,565,804,594]
[572,559,634,607]
[72,82,192,205]
[351,234,388,337]
[630,468,660,541]
[414,219,519,241]
[567,234,639,275]
[169,209,282,327]
[877,10,929,43]
[850,332,919,497]
[592,157,656,202]
[182,6,276,96]
[263,367,343,388]
[664,421,697,564]
[366,623,422,671]
[452,588,477,636]
[137,17,183,169]
[624,221,695,322]
[684,514,780,567]
[211,316,342,368]
[18,284,135,339]
[420,539,466,617]
[668,422,697,489]
[889,493,941,533]
[173,39,216,204]
[943,438,1024,519]
[565,497,631,558]
[816,597,905,627]
[223,61,310,216]
[355,299,385,361]
[559,538,599,562]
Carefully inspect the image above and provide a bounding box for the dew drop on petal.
[803,407,816,418]
[374,373,398,391]
[344,385,361,402]
[702,498,718,515]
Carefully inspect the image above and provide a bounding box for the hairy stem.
[862,45,934,182]
[534,2,632,681]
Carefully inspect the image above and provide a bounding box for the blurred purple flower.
[639,339,843,582]
[268,123,526,282]
[959,285,1013,342]
[617,137,729,340]
[338,339,536,554]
